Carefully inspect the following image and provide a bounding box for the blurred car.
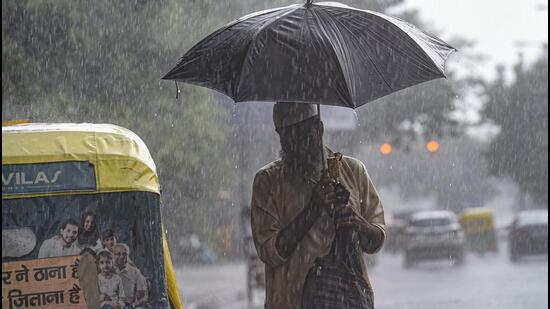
[403,210,466,268]
[385,210,417,254]
[508,209,548,262]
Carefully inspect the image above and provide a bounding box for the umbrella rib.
[359,10,453,76]
[382,15,455,76]
[322,12,396,94]
[362,47,394,92]
[163,8,299,85]
[235,7,301,99]
[362,26,440,75]
[309,9,355,107]
[317,4,455,77]
[329,8,452,98]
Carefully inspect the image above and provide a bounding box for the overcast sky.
[390,0,548,81]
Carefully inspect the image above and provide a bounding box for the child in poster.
[97,250,126,309]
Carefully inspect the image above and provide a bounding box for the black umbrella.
[162,1,455,108]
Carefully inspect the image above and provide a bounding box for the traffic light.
[426,140,440,153]
[379,143,393,155]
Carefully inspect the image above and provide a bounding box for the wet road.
[371,246,548,309]
[176,241,548,309]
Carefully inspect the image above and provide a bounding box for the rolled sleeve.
[366,223,386,254]
[257,232,288,267]
[251,171,288,268]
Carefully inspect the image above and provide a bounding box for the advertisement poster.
[2,255,86,309]
[2,191,168,309]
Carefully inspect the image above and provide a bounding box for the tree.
[2,1,239,258]
[481,47,548,206]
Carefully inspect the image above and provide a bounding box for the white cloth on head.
[273,102,318,128]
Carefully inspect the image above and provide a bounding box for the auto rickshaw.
[2,122,183,309]
[459,208,498,254]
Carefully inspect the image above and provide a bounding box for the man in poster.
[38,219,82,258]
[113,243,149,308]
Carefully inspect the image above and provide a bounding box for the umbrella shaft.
[317,104,327,172]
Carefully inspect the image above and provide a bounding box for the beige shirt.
[116,264,147,302]
[37,238,82,258]
[251,152,385,309]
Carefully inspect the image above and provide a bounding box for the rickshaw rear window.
[2,191,169,308]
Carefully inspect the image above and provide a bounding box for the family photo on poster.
[41,210,150,309]
[3,193,163,309]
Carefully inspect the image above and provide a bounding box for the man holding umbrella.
[251,102,385,308]
[163,1,455,307]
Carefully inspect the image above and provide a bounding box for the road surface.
[176,241,548,309]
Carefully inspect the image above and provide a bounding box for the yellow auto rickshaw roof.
[460,207,495,219]
[2,123,160,197]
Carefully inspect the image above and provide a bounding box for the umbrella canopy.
[162,1,455,108]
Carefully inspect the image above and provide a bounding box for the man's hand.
[335,206,369,232]
[275,181,350,260]
[335,206,384,253]
[310,182,349,215]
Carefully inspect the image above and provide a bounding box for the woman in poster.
[78,211,101,250]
